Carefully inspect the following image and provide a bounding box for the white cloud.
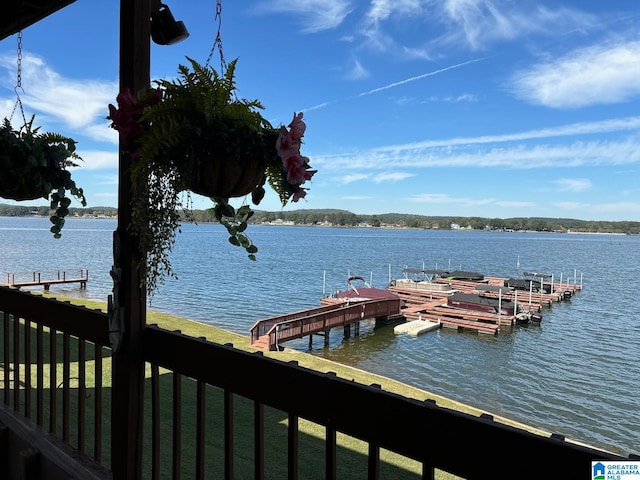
[366,0,426,25]
[372,172,415,183]
[0,52,117,141]
[510,41,640,108]
[553,178,592,193]
[314,123,640,172]
[257,0,353,33]
[424,93,478,103]
[434,1,596,51]
[340,173,370,184]
[76,150,119,170]
[346,59,369,80]
[375,116,640,151]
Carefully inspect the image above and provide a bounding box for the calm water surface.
[1,216,638,456]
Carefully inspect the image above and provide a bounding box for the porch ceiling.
[0,0,76,42]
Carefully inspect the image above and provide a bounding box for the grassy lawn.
[3,293,559,479]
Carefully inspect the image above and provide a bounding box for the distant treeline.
[248,209,640,234]
[1,204,638,235]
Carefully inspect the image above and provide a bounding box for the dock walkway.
[3,269,88,290]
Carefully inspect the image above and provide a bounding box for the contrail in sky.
[358,57,486,97]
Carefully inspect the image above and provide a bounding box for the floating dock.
[393,318,441,336]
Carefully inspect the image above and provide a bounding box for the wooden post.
[111,1,149,479]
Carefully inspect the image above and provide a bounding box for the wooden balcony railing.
[0,286,112,478]
[0,286,632,479]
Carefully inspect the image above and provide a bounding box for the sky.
[2,0,640,221]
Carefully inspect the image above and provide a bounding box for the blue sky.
[2,0,640,221]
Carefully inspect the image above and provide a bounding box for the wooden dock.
[388,272,581,336]
[3,269,88,290]
[250,272,583,346]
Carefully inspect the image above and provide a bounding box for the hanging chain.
[205,0,227,74]
[10,30,27,127]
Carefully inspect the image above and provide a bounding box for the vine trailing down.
[107,58,316,295]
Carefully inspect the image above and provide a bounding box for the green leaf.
[220,203,235,217]
[252,186,265,205]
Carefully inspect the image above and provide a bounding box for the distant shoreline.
[1,212,638,236]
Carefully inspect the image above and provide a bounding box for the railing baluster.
[151,363,160,480]
[254,402,264,480]
[49,326,57,434]
[3,312,10,405]
[62,332,70,442]
[24,318,31,418]
[224,390,234,480]
[421,462,435,480]
[78,338,86,452]
[173,372,182,480]
[94,343,103,463]
[196,380,205,480]
[326,424,337,480]
[367,443,379,480]
[36,323,43,426]
[287,413,299,480]
[12,314,19,411]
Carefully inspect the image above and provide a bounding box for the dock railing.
[249,298,402,350]
[0,286,631,479]
[4,269,89,290]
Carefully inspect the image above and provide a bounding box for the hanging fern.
[108,57,314,296]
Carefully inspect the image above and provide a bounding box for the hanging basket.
[0,121,60,201]
[189,154,266,198]
[186,124,277,199]
[0,116,79,202]
[0,167,51,201]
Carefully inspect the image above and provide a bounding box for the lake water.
[1,216,638,456]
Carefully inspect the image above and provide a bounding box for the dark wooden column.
[111,1,150,478]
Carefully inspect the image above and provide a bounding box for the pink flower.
[116,88,138,110]
[272,110,314,202]
[291,187,307,202]
[107,87,162,142]
[276,127,299,160]
[282,153,304,171]
[288,112,306,140]
[286,164,309,185]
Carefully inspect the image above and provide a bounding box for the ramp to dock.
[250,298,402,351]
